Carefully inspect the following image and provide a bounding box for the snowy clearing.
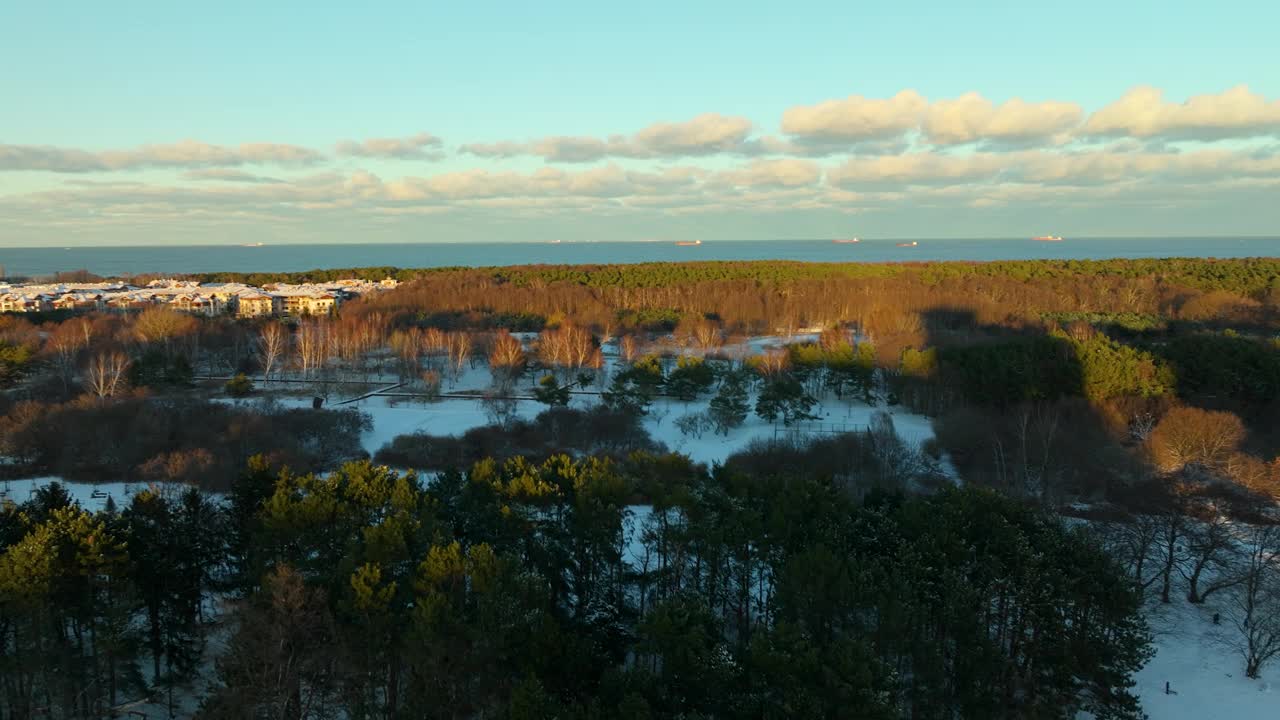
[1131,598,1277,719]
[0,476,178,512]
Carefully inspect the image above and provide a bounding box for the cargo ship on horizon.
[675,240,702,246]
[833,237,861,244]
[1032,235,1064,242]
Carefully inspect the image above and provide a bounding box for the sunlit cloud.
[461,113,757,162]
[0,140,324,172]
[2,83,1278,242]
[781,90,929,142]
[632,113,754,155]
[334,132,444,160]
[711,159,823,188]
[181,169,285,184]
[1083,85,1280,140]
[922,94,1082,145]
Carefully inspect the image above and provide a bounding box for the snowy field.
[315,392,947,468]
[1,476,224,512]
[239,331,949,468]
[1131,599,1277,719]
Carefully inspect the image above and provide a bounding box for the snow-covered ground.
[1133,599,1277,719]
[260,390,947,469]
[0,476,155,512]
[641,395,944,466]
[239,332,942,467]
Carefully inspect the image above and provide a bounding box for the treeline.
[2,446,1155,719]
[188,257,1280,297]
[0,482,223,718]
[0,397,368,488]
[886,322,1280,500]
[375,405,663,471]
[5,259,1280,502]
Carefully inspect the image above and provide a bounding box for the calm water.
[2,237,1278,277]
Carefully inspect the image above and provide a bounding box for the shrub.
[1147,406,1246,473]
[533,375,571,406]
[225,373,255,397]
[374,406,661,470]
[674,412,712,439]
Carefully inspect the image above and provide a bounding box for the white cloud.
[1083,85,1280,139]
[462,113,755,162]
[632,113,754,155]
[334,132,444,160]
[181,169,284,184]
[0,140,324,172]
[781,90,928,141]
[826,147,1280,188]
[712,159,822,188]
[461,137,628,163]
[4,83,1280,239]
[828,152,1009,187]
[923,93,1082,145]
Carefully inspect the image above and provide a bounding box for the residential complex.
[0,277,398,318]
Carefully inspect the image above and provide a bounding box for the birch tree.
[258,322,288,383]
[86,351,131,399]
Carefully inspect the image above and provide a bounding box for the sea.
[2,237,1278,278]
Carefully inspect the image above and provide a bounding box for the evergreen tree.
[708,369,751,435]
[533,374,571,406]
[227,454,282,593]
[755,374,819,426]
[603,360,664,416]
[665,355,716,402]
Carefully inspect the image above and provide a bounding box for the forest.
[2,451,1150,719]
[2,256,1279,718]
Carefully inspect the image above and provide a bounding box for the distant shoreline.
[4,234,1280,251]
[3,237,1277,278]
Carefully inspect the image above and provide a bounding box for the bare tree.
[294,320,328,378]
[420,370,442,402]
[1099,514,1165,599]
[692,318,724,352]
[480,391,517,428]
[866,411,934,490]
[752,348,790,377]
[1155,507,1188,604]
[1013,403,1061,503]
[258,322,288,383]
[1224,524,1280,679]
[488,330,526,390]
[201,565,339,719]
[537,324,595,375]
[389,327,423,380]
[819,326,852,352]
[1129,412,1157,444]
[421,327,447,371]
[618,334,639,365]
[447,332,472,384]
[1180,508,1244,603]
[133,305,196,357]
[1148,406,1246,473]
[46,318,91,392]
[85,352,131,399]
[596,319,616,350]
[1228,453,1280,505]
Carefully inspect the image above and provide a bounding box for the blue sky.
[3,0,1279,245]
